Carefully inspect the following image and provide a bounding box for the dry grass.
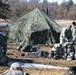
[0,66,67,75]
[3,44,75,75]
[6,44,76,67]
[23,68,67,75]
[0,20,76,75]
[55,20,74,28]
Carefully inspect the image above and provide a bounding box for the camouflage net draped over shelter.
[8,8,62,45]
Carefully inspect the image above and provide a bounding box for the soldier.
[71,22,76,49]
[0,33,7,55]
[71,22,76,37]
[17,41,26,51]
[63,41,75,60]
[60,25,72,45]
[0,45,8,65]
[48,44,58,58]
[3,62,29,75]
[0,34,8,65]
[64,67,76,75]
[48,43,64,59]
[21,44,32,52]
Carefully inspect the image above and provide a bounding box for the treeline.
[0,0,76,21]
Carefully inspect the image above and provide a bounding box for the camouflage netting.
[8,8,62,45]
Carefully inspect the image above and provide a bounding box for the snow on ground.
[8,61,69,70]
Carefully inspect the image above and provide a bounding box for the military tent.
[8,8,62,45]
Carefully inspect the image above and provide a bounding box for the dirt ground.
[0,20,76,75]
[0,66,67,75]
[6,44,76,67]
[0,44,75,75]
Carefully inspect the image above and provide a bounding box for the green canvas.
[8,8,62,45]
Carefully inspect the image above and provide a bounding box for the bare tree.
[42,0,48,13]
[49,2,58,19]
[28,0,40,10]
[0,0,10,19]
[56,5,68,19]
[9,0,27,21]
[6,0,76,20]
[68,4,76,19]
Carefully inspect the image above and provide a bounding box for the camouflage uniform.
[48,44,64,59]
[0,46,7,65]
[0,34,7,65]
[60,25,72,45]
[63,42,75,60]
[3,62,27,75]
[17,41,26,51]
[64,67,76,75]
[71,22,76,37]
[71,22,76,49]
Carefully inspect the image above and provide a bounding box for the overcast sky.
[41,0,76,4]
[27,0,76,4]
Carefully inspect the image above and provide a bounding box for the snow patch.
[8,61,69,70]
